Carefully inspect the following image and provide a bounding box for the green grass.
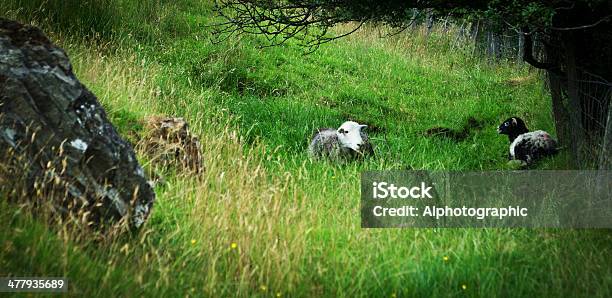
[1,0,610,297]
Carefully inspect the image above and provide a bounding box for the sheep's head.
[337,121,367,151]
[498,117,529,140]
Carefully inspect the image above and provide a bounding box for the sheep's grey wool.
[308,122,374,160]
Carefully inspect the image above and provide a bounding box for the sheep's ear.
[511,118,517,125]
[359,124,368,130]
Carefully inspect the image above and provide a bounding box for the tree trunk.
[491,32,500,59]
[564,32,585,167]
[470,20,481,55]
[486,31,493,57]
[517,32,524,62]
[425,9,434,36]
[410,8,419,29]
[548,72,570,149]
[599,93,612,169]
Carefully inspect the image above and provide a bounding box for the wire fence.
[418,16,611,169]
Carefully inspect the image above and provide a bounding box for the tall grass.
[1,1,610,297]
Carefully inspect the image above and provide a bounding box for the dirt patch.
[504,76,535,87]
[317,96,339,108]
[423,117,488,142]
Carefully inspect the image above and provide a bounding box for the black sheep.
[497,117,558,165]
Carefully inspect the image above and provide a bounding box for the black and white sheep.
[308,121,374,160]
[497,117,558,165]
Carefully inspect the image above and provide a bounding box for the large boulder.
[0,19,154,229]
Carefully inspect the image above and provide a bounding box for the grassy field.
[1,0,610,297]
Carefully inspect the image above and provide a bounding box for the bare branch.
[550,14,611,31]
[520,26,561,75]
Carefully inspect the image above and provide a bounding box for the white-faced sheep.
[308,121,374,160]
[497,117,558,165]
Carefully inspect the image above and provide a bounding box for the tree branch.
[550,14,611,31]
[521,27,561,74]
